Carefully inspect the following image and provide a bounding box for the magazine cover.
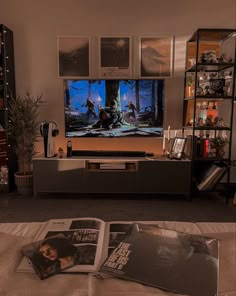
[22,234,81,279]
[100,223,219,296]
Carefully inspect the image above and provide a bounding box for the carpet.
[0,192,236,223]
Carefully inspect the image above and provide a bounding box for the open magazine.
[100,223,219,296]
[17,217,141,277]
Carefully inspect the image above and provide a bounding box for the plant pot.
[14,171,33,196]
[216,147,225,159]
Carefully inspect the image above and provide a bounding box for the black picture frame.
[170,137,187,159]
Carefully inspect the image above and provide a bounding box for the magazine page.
[100,221,135,264]
[17,217,106,273]
[22,234,82,279]
[100,223,219,296]
[99,221,168,268]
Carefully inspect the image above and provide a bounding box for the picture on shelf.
[64,79,164,138]
[170,137,187,159]
[57,36,90,78]
[139,36,174,78]
[99,36,131,78]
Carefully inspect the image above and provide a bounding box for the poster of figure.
[57,36,90,78]
[140,37,174,78]
[99,36,132,78]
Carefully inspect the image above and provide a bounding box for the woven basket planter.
[14,172,33,196]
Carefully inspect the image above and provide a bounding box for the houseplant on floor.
[8,91,43,195]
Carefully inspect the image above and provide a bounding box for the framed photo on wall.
[139,36,174,78]
[99,36,132,78]
[57,36,90,78]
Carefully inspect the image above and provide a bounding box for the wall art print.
[99,36,132,78]
[140,36,174,78]
[57,36,90,78]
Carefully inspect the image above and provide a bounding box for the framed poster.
[99,36,132,78]
[57,36,90,78]
[139,36,174,78]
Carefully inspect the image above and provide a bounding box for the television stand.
[32,156,191,197]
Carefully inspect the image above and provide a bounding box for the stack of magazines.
[18,218,219,296]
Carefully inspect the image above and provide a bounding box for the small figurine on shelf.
[200,51,217,63]
[217,117,225,127]
[58,147,64,158]
[188,58,196,66]
[205,115,213,126]
[197,117,204,126]
[218,54,227,63]
[200,53,207,63]
[214,116,219,126]
[196,87,204,96]
[203,86,211,96]
[209,72,217,79]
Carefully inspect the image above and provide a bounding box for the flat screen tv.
[64,79,164,137]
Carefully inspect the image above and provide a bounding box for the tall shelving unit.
[0,24,16,192]
[182,28,236,199]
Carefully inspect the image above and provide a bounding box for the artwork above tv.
[64,79,164,138]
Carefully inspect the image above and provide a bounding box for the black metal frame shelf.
[0,24,16,191]
[182,28,236,201]
[186,63,234,72]
[183,126,231,131]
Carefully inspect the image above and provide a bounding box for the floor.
[1,190,236,223]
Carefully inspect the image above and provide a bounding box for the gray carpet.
[0,192,236,223]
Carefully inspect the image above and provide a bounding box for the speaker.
[67,140,72,157]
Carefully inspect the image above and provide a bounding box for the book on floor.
[100,223,219,296]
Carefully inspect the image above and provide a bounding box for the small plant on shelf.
[210,136,229,158]
[210,136,229,149]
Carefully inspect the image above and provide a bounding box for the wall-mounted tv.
[64,79,164,137]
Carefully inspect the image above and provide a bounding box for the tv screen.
[64,79,164,137]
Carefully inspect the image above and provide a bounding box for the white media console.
[32,156,191,196]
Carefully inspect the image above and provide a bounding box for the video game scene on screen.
[64,79,164,138]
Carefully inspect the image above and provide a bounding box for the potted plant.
[8,91,43,195]
[210,136,229,158]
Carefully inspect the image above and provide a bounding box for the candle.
[175,130,178,137]
[163,135,166,151]
[167,125,170,142]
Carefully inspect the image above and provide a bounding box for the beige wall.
[0,0,236,155]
